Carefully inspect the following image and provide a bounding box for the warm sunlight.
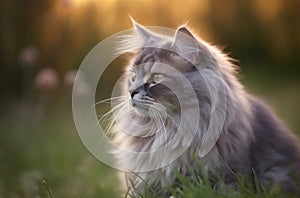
[2,0,300,196]
[67,0,90,6]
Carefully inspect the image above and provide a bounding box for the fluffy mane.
[105,20,300,196]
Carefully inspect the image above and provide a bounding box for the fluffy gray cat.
[108,20,300,196]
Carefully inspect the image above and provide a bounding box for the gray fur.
[111,22,300,196]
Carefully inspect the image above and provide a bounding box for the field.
[1,0,300,197]
[1,70,299,197]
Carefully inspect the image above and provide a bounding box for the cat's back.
[248,96,300,191]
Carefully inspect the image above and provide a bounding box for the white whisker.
[94,96,127,106]
[96,101,127,125]
[105,105,128,135]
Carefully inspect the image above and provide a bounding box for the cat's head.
[112,20,245,158]
[119,20,225,118]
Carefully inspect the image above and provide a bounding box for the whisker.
[97,101,127,124]
[96,103,131,148]
[165,113,179,129]
[148,107,167,148]
[148,108,160,138]
[105,105,129,135]
[143,96,156,101]
[148,103,179,129]
[94,96,127,106]
[95,102,128,140]
[157,111,168,148]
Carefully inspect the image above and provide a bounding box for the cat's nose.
[130,84,147,99]
[130,85,148,99]
[131,90,139,99]
[131,89,148,99]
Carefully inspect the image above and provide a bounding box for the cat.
[108,19,300,196]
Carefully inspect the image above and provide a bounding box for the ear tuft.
[176,25,195,39]
[129,16,152,40]
[173,25,201,65]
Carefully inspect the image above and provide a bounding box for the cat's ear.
[130,17,153,40]
[173,26,201,65]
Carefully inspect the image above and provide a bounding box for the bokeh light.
[0,0,299,196]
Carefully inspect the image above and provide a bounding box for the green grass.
[124,163,291,198]
[0,97,120,197]
[0,77,299,197]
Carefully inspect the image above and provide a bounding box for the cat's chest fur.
[114,119,224,193]
[121,147,222,194]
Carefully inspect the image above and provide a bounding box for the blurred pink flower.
[63,70,77,87]
[74,79,91,96]
[72,72,91,97]
[35,68,60,91]
[18,46,39,66]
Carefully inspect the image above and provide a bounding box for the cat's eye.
[152,74,164,84]
[131,73,136,82]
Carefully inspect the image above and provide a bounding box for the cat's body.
[111,21,300,196]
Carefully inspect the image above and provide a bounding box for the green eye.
[153,74,164,83]
[131,73,136,82]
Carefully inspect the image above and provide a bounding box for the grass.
[0,76,299,197]
[124,163,292,198]
[0,96,120,197]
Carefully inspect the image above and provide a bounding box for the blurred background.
[0,0,299,197]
